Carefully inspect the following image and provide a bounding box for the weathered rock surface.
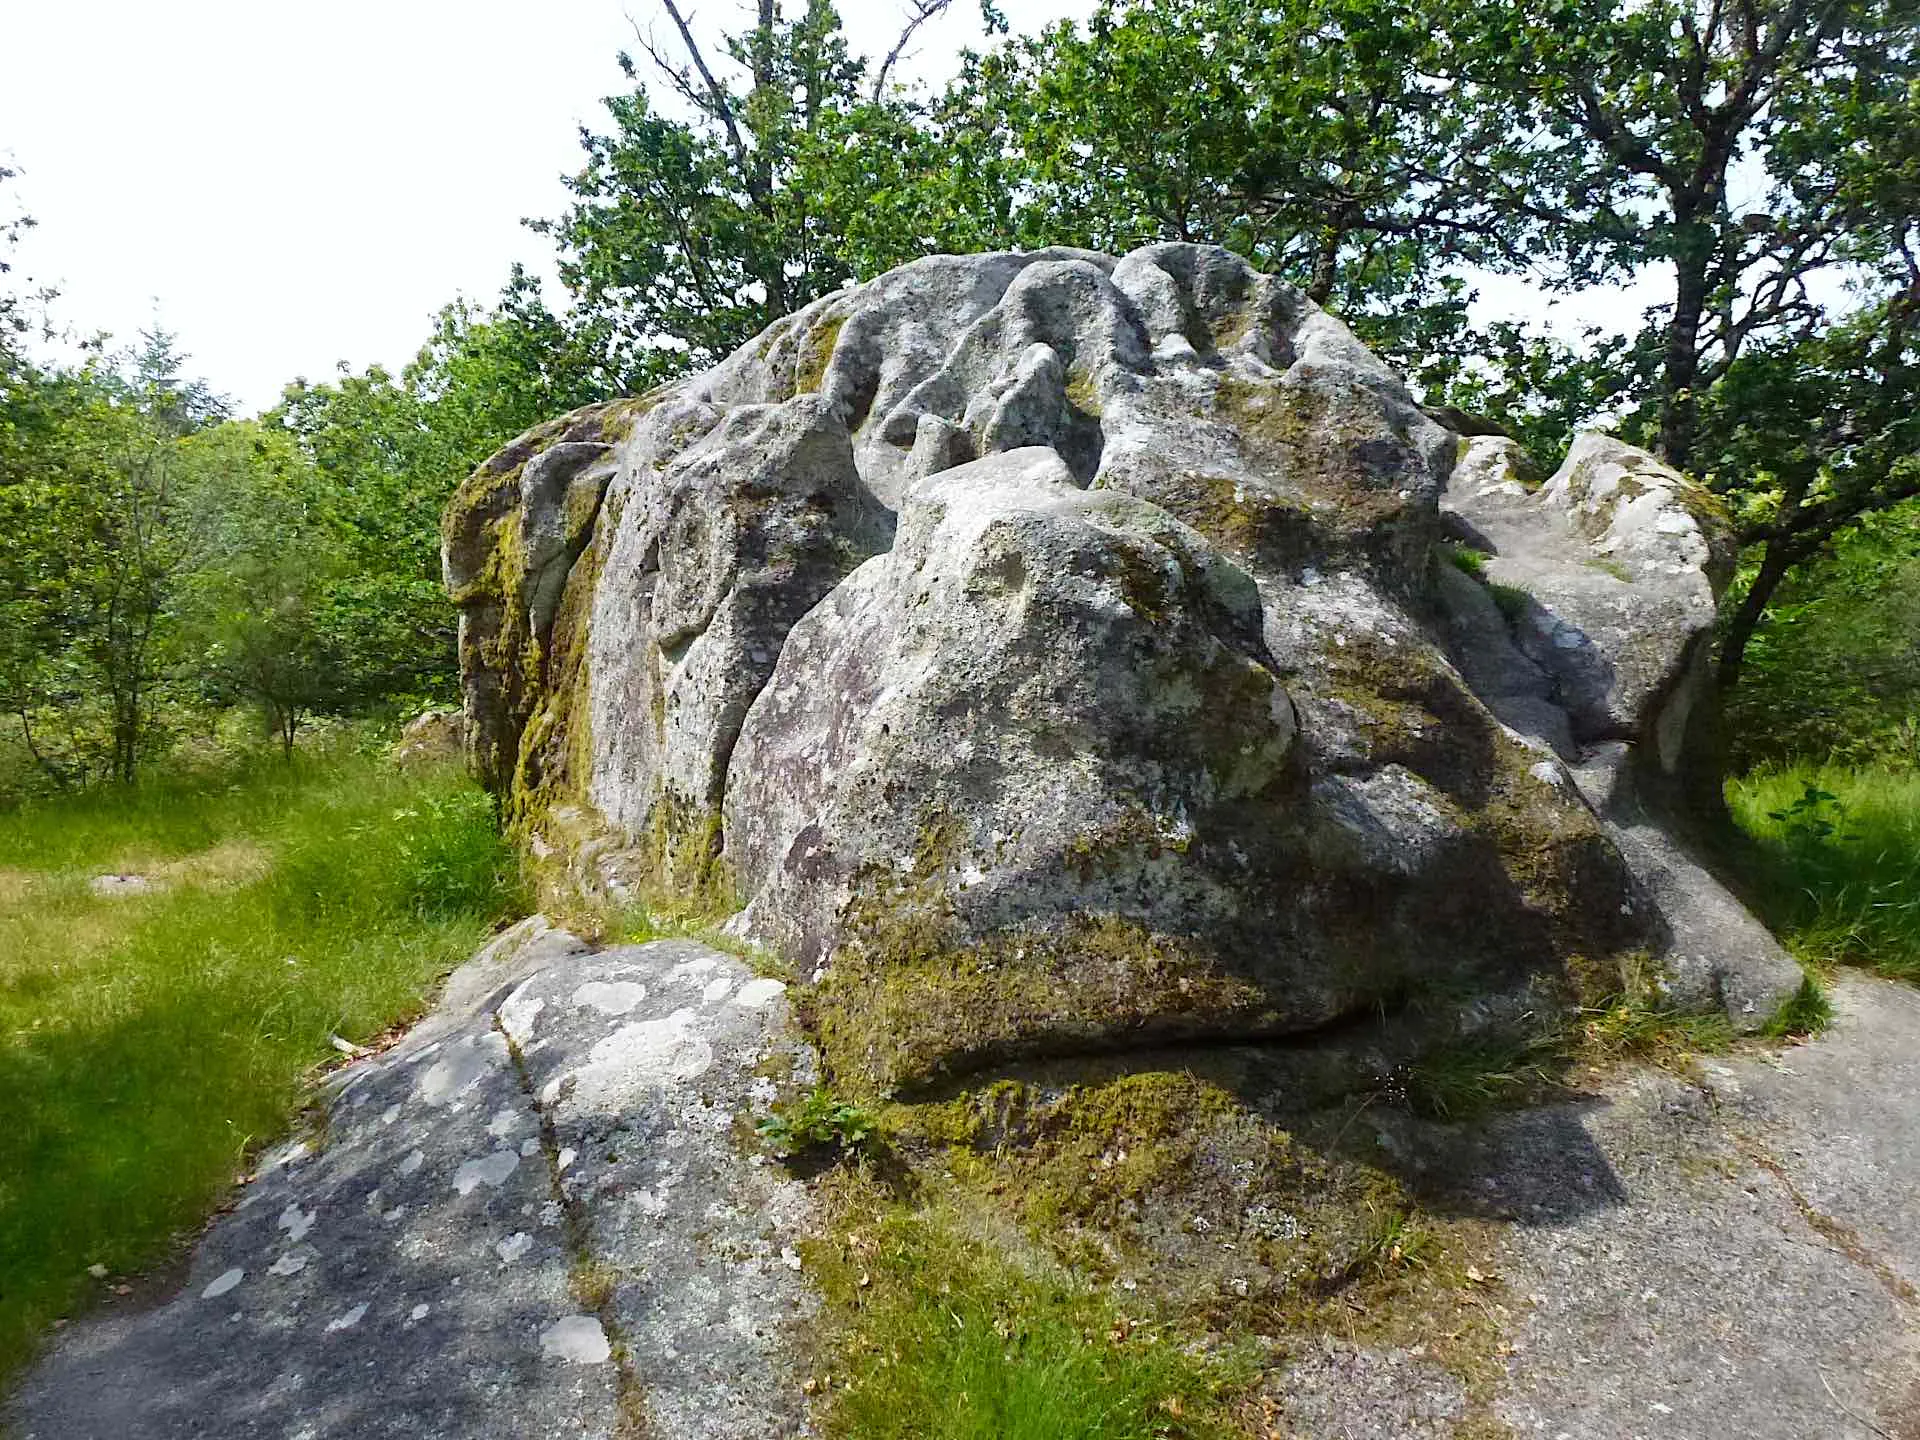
[1390,973,1920,1439]
[388,706,463,768]
[447,243,1801,1090]
[5,918,818,1440]
[1242,974,1920,1440]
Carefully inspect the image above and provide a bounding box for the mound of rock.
[445,243,1801,1091]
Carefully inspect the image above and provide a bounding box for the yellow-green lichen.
[814,902,1274,1097]
[1064,365,1104,417]
[794,314,847,397]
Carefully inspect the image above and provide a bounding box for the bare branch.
[630,19,723,120]
[657,0,750,167]
[871,0,958,104]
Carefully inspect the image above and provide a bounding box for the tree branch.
[656,0,750,169]
[871,0,957,104]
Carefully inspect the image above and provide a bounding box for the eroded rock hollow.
[445,244,1802,1091]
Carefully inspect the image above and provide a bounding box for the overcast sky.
[2,0,1667,416]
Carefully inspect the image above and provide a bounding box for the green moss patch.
[800,1061,1520,1439]
[794,314,848,397]
[813,905,1276,1096]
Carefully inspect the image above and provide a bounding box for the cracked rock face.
[6,918,818,1440]
[447,243,1801,1089]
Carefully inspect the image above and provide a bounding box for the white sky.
[1,0,1672,416]
[0,0,1093,414]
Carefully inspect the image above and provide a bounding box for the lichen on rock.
[448,241,1802,1095]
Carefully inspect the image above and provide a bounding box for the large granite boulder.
[446,243,1801,1091]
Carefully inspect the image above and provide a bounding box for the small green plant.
[757,1086,879,1156]
[1730,763,1920,983]
[1356,1204,1437,1275]
[1578,993,1735,1064]
[1761,976,1834,1038]
[1395,1028,1568,1121]
[1445,544,1490,579]
[1766,782,1847,844]
[1489,581,1533,621]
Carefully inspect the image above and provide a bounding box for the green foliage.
[939,0,1505,376]
[0,333,228,786]
[0,748,523,1384]
[1761,977,1834,1039]
[1730,763,1920,983]
[1447,0,1920,462]
[1488,581,1532,621]
[1577,993,1736,1064]
[756,1085,879,1156]
[534,1,976,387]
[1353,1205,1439,1276]
[1397,1032,1566,1121]
[809,1183,1248,1440]
[1444,544,1489,579]
[1723,501,1920,768]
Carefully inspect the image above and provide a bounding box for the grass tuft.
[0,748,523,1385]
[809,1175,1249,1440]
[1729,762,1920,984]
[1444,544,1490,579]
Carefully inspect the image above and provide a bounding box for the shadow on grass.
[1728,763,1920,985]
[0,755,522,1390]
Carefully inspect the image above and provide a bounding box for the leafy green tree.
[1724,499,1920,766]
[534,0,968,385]
[938,0,1524,375]
[0,333,218,787]
[1447,0,1920,470]
[0,367,120,786]
[177,422,354,757]
[1700,291,1920,691]
[269,272,610,705]
[83,333,226,782]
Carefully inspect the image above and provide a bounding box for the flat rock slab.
[6,918,818,1440]
[1335,974,1920,1440]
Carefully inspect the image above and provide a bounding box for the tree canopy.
[3,0,1916,791]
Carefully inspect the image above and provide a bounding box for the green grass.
[1729,762,1920,983]
[0,749,522,1386]
[811,1178,1248,1440]
[1444,544,1490,579]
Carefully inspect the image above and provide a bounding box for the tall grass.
[1728,762,1920,984]
[0,752,522,1386]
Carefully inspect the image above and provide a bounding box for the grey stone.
[5,922,818,1440]
[1571,744,1805,1024]
[88,873,156,898]
[1441,975,1920,1438]
[587,392,892,832]
[451,243,1800,1086]
[1441,431,1728,761]
[1269,1338,1467,1438]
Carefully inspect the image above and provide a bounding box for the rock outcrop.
[445,243,1801,1091]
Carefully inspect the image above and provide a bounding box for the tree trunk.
[1716,538,1796,694]
[1658,235,1711,470]
[1306,228,1341,306]
[16,709,69,790]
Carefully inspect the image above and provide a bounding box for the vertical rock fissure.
[491,1010,654,1438]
